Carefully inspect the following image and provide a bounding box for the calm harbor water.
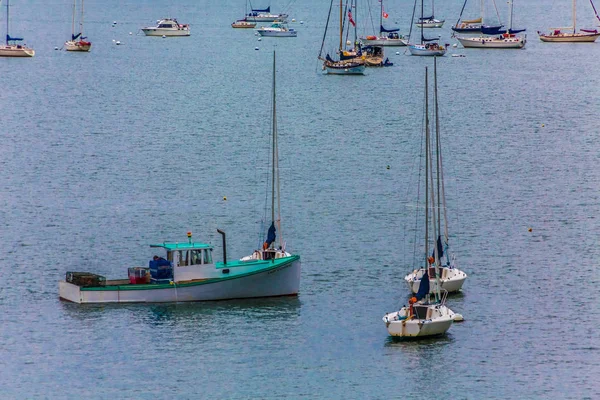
[1,0,600,398]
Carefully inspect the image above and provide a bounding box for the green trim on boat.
[81,255,300,292]
[149,242,213,250]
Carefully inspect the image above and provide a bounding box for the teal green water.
[1,0,599,398]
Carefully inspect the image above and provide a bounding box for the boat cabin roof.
[149,242,212,251]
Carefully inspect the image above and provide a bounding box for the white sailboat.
[415,0,445,28]
[384,59,459,338]
[318,0,366,75]
[65,0,91,52]
[0,0,34,57]
[408,0,446,55]
[240,51,301,282]
[451,0,503,34]
[359,0,408,46]
[457,0,526,49]
[404,57,467,295]
[538,0,600,42]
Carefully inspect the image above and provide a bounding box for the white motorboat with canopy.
[142,18,190,36]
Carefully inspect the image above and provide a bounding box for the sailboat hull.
[416,20,445,28]
[0,45,34,57]
[538,32,600,42]
[383,305,455,337]
[457,35,525,48]
[405,267,468,294]
[65,40,91,51]
[360,37,408,46]
[323,61,366,75]
[409,44,446,56]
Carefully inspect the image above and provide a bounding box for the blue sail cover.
[431,235,444,260]
[422,36,438,42]
[415,269,430,300]
[380,25,399,33]
[265,222,276,246]
[252,6,270,12]
[7,35,23,42]
[418,15,434,20]
[72,32,82,41]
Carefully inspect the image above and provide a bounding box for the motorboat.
[141,18,190,36]
[59,231,301,304]
[256,22,297,37]
[232,19,256,28]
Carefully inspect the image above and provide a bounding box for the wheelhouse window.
[203,249,213,264]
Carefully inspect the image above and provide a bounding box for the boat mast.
[507,0,513,33]
[434,57,449,265]
[6,0,9,45]
[379,0,383,36]
[420,0,424,43]
[71,0,76,38]
[339,0,343,50]
[271,50,277,247]
[573,0,576,33]
[81,0,84,37]
[429,59,441,303]
[424,66,429,273]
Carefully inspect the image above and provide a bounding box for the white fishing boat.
[538,0,600,42]
[360,0,408,46]
[246,6,288,22]
[141,18,190,36]
[318,0,365,75]
[256,22,297,37]
[404,56,467,295]
[384,59,459,338]
[408,0,446,55]
[457,0,526,48]
[0,0,34,57]
[65,0,91,51]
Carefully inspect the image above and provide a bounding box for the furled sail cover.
[7,35,23,41]
[415,270,430,300]
[380,25,399,33]
[252,6,270,12]
[265,222,276,247]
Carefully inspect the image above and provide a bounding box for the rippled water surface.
[1,0,600,398]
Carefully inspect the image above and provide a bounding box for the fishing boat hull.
[416,20,445,28]
[383,305,454,337]
[408,44,446,56]
[405,267,467,294]
[142,28,190,36]
[0,45,34,57]
[59,256,301,304]
[538,32,600,42]
[457,35,525,48]
[65,40,91,51]
[360,36,408,46]
[256,29,297,37]
[323,61,366,74]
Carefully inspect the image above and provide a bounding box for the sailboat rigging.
[359,0,408,46]
[415,0,445,28]
[65,0,91,51]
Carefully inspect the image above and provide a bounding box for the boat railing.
[440,289,448,305]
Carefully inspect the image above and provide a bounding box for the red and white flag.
[382,11,389,19]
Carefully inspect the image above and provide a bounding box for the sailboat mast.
[6,0,9,45]
[573,0,577,33]
[434,57,449,251]
[271,51,276,232]
[429,60,441,303]
[434,58,441,243]
[424,66,429,271]
[71,0,76,38]
[339,0,343,50]
[379,0,383,35]
[81,0,84,37]
[420,0,424,43]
